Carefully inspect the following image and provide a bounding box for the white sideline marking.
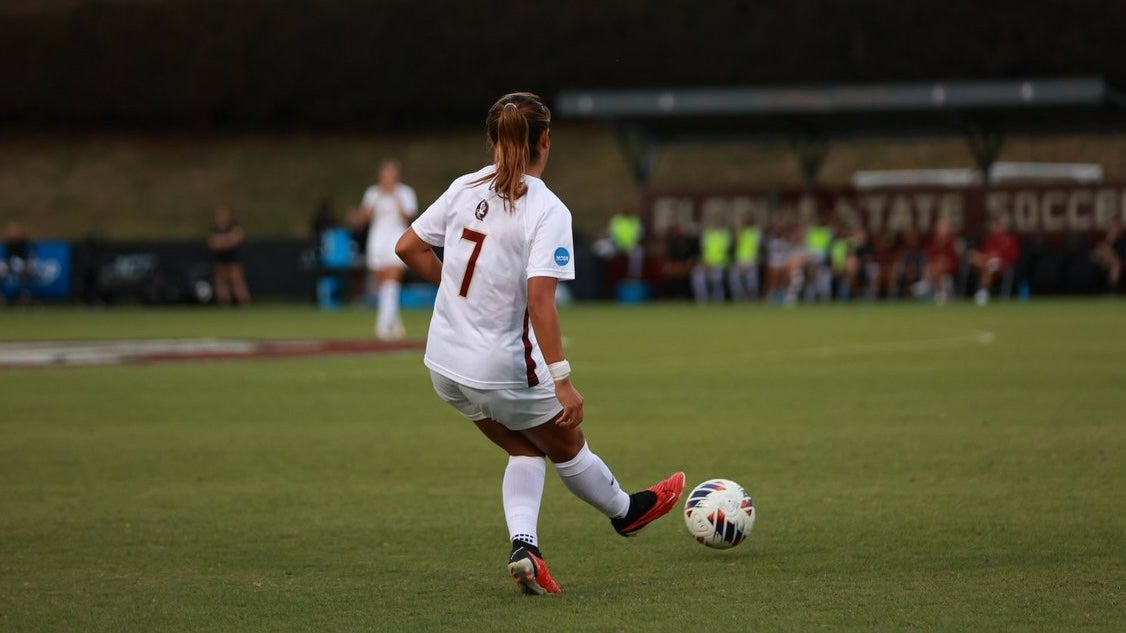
[0,339,258,367]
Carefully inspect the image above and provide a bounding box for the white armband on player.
[548,360,571,382]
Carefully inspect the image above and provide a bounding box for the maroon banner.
[642,184,1126,238]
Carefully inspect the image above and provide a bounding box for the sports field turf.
[1,301,1123,631]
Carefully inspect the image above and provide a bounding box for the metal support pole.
[791,133,828,191]
[614,123,661,184]
[965,124,1005,183]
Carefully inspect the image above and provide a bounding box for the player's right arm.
[395,228,442,284]
[396,187,451,284]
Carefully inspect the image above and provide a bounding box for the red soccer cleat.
[507,547,563,595]
[611,471,686,537]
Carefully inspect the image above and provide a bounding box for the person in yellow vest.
[803,215,834,301]
[728,217,762,300]
[831,224,877,302]
[829,228,853,301]
[691,216,733,303]
[607,207,644,278]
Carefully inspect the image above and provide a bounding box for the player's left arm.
[526,203,581,427]
[528,276,584,428]
[395,228,441,284]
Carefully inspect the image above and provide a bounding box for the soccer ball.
[683,478,756,549]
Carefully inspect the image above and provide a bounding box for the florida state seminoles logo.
[475,200,489,220]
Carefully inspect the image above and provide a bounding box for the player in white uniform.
[361,160,417,340]
[395,92,684,596]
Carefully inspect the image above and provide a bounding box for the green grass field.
[1,301,1124,631]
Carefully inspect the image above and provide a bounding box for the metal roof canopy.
[556,77,1126,185]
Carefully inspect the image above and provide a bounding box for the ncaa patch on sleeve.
[553,247,571,266]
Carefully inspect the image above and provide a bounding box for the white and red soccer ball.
[684,478,756,549]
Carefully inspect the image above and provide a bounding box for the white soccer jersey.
[411,165,576,389]
[363,183,418,269]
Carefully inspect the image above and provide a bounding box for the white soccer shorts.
[429,371,562,431]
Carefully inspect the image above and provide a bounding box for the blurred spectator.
[782,223,812,305]
[803,215,834,301]
[77,233,103,305]
[607,206,645,279]
[343,205,370,299]
[692,216,733,303]
[1092,220,1124,294]
[729,216,762,301]
[657,222,699,300]
[207,206,252,306]
[891,228,927,299]
[969,217,1021,305]
[871,230,899,300]
[1,221,34,306]
[925,220,961,305]
[310,197,337,245]
[831,225,876,301]
[765,218,793,302]
[360,159,417,340]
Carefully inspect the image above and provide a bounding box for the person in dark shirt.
[892,228,927,298]
[1,221,33,306]
[1093,220,1125,293]
[657,222,700,300]
[207,206,251,305]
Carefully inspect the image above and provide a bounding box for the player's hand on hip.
[554,379,584,428]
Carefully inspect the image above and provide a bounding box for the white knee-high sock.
[553,443,630,519]
[376,280,401,334]
[503,456,546,548]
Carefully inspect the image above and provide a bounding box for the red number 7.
[459,228,487,298]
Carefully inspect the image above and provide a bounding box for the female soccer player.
[395,92,684,596]
[361,159,417,340]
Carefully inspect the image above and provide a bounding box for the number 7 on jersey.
[458,228,486,298]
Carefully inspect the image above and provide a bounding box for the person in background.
[1092,220,1124,294]
[969,217,1020,306]
[829,226,852,300]
[728,216,762,301]
[360,159,417,340]
[656,222,699,300]
[925,220,960,305]
[77,232,103,305]
[1,221,34,306]
[764,217,794,302]
[803,214,834,301]
[892,228,927,299]
[310,198,337,246]
[607,206,644,279]
[207,206,252,306]
[832,224,875,302]
[783,223,812,305]
[692,215,733,303]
